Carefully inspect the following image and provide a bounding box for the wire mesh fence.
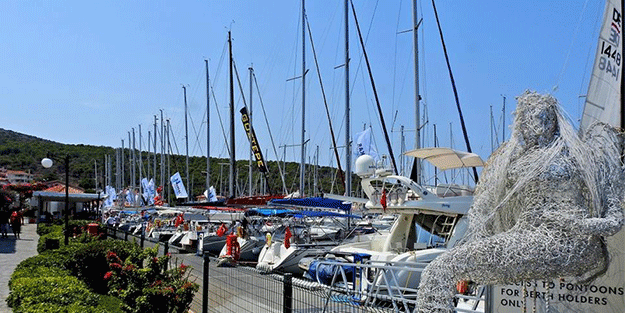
[104,225,486,313]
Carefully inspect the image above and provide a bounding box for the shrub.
[13,252,72,274]
[12,302,107,313]
[66,239,141,294]
[7,276,100,310]
[36,223,61,236]
[105,246,199,313]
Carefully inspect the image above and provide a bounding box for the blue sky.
[0,0,606,184]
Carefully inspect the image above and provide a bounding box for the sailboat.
[490,1,625,312]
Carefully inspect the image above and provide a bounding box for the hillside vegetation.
[0,128,358,199]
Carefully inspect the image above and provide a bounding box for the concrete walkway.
[0,222,39,313]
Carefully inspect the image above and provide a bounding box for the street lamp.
[41,155,70,246]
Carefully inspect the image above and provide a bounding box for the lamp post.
[41,155,70,246]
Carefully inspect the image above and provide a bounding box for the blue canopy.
[269,197,352,211]
[246,208,294,217]
[291,210,360,219]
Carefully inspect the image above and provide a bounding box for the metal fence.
[104,226,487,313]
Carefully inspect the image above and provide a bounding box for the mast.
[344,0,351,197]
[139,124,143,202]
[183,85,190,199]
[160,109,164,189]
[128,131,133,194]
[132,128,136,203]
[121,139,125,189]
[502,95,506,141]
[167,119,172,204]
[351,1,398,175]
[300,0,307,197]
[206,59,211,200]
[249,66,254,196]
[94,160,98,191]
[314,145,319,196]
[306,16,346,188]
[148,130,151,180]
[410,0,422,184]
[228,31,236,198]
[431,0,479,182]
[153,115,157,187]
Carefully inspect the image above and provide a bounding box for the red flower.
[104,271,113,280]
[122,264,135,271]
[110,263,122,269]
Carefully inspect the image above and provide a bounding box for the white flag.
[354,128,378,160]
[147,179,156,205]
[170,172,188,198]
[203,186,218,202]
[104,186,116,207]
[141,178,150,202]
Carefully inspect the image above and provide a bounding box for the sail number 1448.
[599,41,621,79]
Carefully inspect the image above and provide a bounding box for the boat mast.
[94,160,98,192]
[410,0,422,184]
[139,124,143,202]
[249,66,254,196]
[229,31,236,198]
[121,139,125,189]
[132,128,137,203]
[305,17,346,188]
[160,109,164,190]
[131,129,136,199]
[183,85,190,200]
[351,1,398,175]
[153,115,157,187]
[205,59,211,200]
[148,130,151,181]
[431,0,479,182]
[300,0,307,197]
[166,119,171,203]
[344,0,351,197]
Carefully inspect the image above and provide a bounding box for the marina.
[2,0,625,312]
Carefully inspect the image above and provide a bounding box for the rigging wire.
[552,0,592,93]
[253,72,289,195]
[306,15,346,188]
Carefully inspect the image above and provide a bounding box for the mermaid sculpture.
[416,91,625,312]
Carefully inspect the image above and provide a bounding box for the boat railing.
[309,258,486,312]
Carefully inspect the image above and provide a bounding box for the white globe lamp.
[41,158,53,169]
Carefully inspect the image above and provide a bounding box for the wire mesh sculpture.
[415,91,625,312]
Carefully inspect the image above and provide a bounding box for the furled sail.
[580,0,623,132]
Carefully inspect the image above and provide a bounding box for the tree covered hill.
[0,128,356,198]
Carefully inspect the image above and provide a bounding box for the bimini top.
[269,197,352,211]
[404,147,485,170]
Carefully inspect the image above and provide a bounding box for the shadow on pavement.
[0,237,17,253]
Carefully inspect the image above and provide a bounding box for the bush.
[9,266,69,287]
[14,252,72,275]
[105,246,199,313]
[36,223,61,236]
[67,239,141,294]
[12,302,107,313]
[7,276,100,310]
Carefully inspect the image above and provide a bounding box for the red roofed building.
[43,183,84,194]
[0,168,34,185]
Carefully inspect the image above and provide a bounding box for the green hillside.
[0,128,357,199]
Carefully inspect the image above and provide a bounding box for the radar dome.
[355,155,375,177]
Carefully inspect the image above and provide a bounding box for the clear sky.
[0,0,606,185]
